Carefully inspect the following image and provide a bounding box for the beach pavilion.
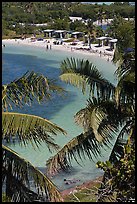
[96,36,112,47]
[71,32,84,39]
[43,29,55,38]
[53,30,67,39]
[109,38,118,50]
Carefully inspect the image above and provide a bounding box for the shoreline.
[60,176,103,198]
[2,38,114,62]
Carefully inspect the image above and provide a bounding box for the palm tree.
[2,71,67,202]
[46,52,135,201]
[85,20,97,49]
[96,8,106,28]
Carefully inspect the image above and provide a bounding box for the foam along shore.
[2,38,114,62]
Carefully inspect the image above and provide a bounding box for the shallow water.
[2,44,117,190]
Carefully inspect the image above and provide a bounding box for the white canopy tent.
[96,36,112,46]
[54,30,67,38]
[109,39,118,49]
[71,32,84,39]
[43,29,54,38]
[109,39,118,43]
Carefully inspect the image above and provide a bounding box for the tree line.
[2,2,135,38]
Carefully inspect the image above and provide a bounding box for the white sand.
[2,38,114,62]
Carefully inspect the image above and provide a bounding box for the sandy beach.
[2,38,114,62]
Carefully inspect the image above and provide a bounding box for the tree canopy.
[2,2,135,38]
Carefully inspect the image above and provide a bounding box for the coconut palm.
[2,71,67,202]
[46,16,135,178]
[46,51,135,183]
[85,20,97,49]
[96,8,106,28]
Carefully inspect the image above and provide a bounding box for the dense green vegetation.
[2,2,135,202]
[2,2,135,38]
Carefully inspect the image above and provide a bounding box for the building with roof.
[109,39,118,50]
[71,32,84,39]
[43,29,55,38]
[96,36,112,47]
[53,30,67,39]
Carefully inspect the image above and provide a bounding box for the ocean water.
[2,43,117,191]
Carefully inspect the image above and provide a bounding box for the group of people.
[64,178,80,185]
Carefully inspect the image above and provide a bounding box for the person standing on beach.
[46,44,48,50]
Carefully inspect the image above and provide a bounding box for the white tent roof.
[96,36,108,40]
[43,29,54,32]
[72,32,83,35]
[109,39,118,43]
[54,30,66,33]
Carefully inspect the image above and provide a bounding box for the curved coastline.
[2,38,114,62]
[2,38,116,194]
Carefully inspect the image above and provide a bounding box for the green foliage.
[2,2,135,38]
[70,20,86,32]
[2,193,11,202]
[96,143,135,202]
[2,71,66,202]
[52,18,70,30]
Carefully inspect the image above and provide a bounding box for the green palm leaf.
[75,98,124,142]
[60,57,115,99]
[109,116,135,163]
[46,99,130,175]
[2,112,66,150]
[46,129,109,176]
[60,73,87,94]
[114,48,135,78]
[115,72,135,106]
[2,145,63,202]
[2,71,65,111]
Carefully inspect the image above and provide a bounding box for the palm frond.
[46,97,130,175]
[109,117,135,163]
[46,129,109,176]
[75,98,124,143]
[2,112,66,150]
[109,137,126,164]
[2,71,65,111]
[115,72,135,106]
[60,57,115,100]
[114,50,135,79]
[60,73,87,94]
[2,145,63,202]
[47,78,66,94]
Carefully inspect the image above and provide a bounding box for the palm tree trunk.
[88,35,91,49]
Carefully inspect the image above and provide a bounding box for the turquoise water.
[2,43,117,190]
